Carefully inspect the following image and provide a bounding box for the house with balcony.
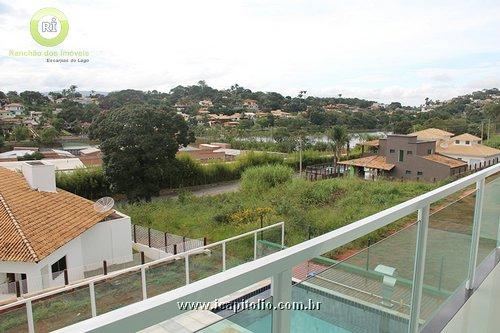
[339,134,467,182]
[0,161,132,296]
[410,128,500,166]
[3,103,25,116]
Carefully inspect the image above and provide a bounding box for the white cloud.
[0,0,499,105]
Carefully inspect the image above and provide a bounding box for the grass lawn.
[118,176,439,256]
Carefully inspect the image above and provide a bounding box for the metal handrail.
[56,164,499,333]
[0,222,285,312]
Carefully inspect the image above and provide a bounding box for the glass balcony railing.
[2,165,498,333]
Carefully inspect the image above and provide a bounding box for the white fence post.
[26,299,35,333]
[89,282,97,317]
[408,205,430,333]
[271,268,292,333]
[281,222,285,248]
[185,254,190,285]
[141,267,148,300]
[254,231,258,260]
[466,178,485,290]
[222,241,227,271]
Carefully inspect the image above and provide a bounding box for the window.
[398,150,404,162]
[51,256,67,279]
[455,140,460,144]
[465,140,470,145]
[405,170,411,175]
[407,150,413,155]
[389,149,395,154]
[417,171,423,176]
[427,149,433,154]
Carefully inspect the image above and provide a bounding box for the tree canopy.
[89,105,194,201]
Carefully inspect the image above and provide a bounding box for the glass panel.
[478,174,500,265]
[256,226,283,259]
[225,233,255,270]
[420,190,476,324]
[197,297,273,332]
[146,257,186,298]
[292,218,419,333]
[32,286,92,332]
[107,251,144,274]
[94,269,143,315]
[189,244,223,283]
[0,303,28,333]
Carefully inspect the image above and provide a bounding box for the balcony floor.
[442,259,500,332]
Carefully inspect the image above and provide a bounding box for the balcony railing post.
[26,299,35,333]
[254,231,258,260]
[466,178,485,290]
[271,268,292,333]
[185,253,190,284]
[281,223,285,249]
[408,205,430,333]
[222,241,227,271]
[141,267,147,300]
[89,281,97,317]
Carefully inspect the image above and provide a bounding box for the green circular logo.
[30,8,69,47]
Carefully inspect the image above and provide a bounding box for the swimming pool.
[244,311,352,333]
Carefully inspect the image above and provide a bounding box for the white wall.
[80,213,133,271]
[0,212,133,295]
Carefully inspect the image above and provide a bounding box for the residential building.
[177,143,241,162]
[411,128,500,166]
[3,103,25,116]
[0,162,132,294]
[198,100,213,108]
[270,109,294,118]
[242,99,259,111]
[339,134,467,182]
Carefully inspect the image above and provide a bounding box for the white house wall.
[80,214,133,271]
[0,213,132,295]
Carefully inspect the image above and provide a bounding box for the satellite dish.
[94,197,115,213]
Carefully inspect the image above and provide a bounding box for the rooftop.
[0,166,112,262]
[451,133,482,141]
[338,155,395,171]
[410,128,454,140]
[422,153,467,168]
[437,142,500,157]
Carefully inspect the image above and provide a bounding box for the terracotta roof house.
[0,162,132,295]
[339,134,467,182]
[411,128,500,167]
[410,128,454,142]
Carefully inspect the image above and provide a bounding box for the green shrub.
[56,167,111,199]
[241,164,294,193]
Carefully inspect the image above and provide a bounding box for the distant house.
[340,134,467,182]
[242,99,259,111]
[198,100,213,108]
[0,162,132,294]
[3,103,25,116]
[270,110,294,118]
[411,128,500,166]
[177,143,241,162]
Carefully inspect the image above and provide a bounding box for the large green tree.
[328,125,349,172]
[90,105,193,201]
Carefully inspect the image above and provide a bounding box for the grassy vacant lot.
[119,168,438,255]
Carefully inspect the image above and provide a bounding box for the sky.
[1,0,500,106]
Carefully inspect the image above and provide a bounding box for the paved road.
[156,180,241,200]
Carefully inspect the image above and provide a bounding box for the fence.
[132,224,205,254]
[0,222,285,333]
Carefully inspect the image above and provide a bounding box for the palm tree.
[328,125,349,174]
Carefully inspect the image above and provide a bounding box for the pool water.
[242,310,352,333]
